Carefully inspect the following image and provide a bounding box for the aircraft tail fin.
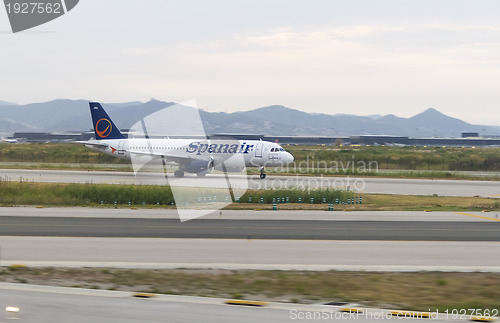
[89,102,125,140]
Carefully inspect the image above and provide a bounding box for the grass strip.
[0,181,498,211]
[0,181,353,206]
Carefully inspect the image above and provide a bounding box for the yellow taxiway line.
[455,212,500,222]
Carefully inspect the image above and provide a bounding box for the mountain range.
[0,99,498,138]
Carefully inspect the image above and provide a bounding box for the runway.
[1,207,497,221]
[1,211,498,321]
[1,208,500,241]
[1,237,499,272]
[1,216,499,241]
[0,283,458,323]
[0,283,298,323]
[2,168,500,197]
[0,208,499,272]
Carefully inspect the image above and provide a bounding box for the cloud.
[238,25,405,49]
[421,23,500,32]
[158,23,500,122]
[3,17,500,124]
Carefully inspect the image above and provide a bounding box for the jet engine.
[184,159,214,176]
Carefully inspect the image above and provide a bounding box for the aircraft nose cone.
[287,152,294,164]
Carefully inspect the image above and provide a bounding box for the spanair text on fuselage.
[92,138,292,169]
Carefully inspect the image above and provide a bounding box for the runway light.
[340,308,365,314]
[132,293,156,298]
[224,299,268,307]
[470,316,497,322]
[6,306,20,313]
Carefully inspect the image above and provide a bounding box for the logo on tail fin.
[89,102,125,140]
[95,118,112,138]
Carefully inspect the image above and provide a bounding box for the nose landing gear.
[259,166,266,179]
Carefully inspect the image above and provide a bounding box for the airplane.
[80,102,294,179]
[1,138,17,143]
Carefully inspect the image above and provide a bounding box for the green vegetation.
[0,266,498,311]
[0,180,498,211]
[3,144,500,177]
[284,145,500,172]
[0,180,353,207]
[248,168,500,180]
[359,194,500,211]
[247,193,500,212]
[0,180,174,206]
[237,188,353,204]
[0,143,128,164]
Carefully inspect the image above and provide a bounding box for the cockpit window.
[270,147,285,152]
[271,147,285,152]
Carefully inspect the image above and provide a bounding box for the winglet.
[89,102,125,140]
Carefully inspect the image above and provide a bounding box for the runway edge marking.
[455,212,500,222]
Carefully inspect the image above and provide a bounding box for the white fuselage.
[86,138,294,172]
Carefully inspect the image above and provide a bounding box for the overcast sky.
[1,0,500,125]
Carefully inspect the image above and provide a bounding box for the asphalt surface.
[1,167,498,321]
[3,168,500,196]
[1,216,499,241]
[0,283,460,323]
[0,283,295,323]
[2,237,499,272]
[3,207,500,221]
[1,208,499,271]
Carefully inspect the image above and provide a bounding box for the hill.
[0,99,498,137]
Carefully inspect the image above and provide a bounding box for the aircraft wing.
[128,149,196,165]
[74,141,109,149]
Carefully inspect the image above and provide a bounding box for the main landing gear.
[174,170,184,178]
[259,166,266,179]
